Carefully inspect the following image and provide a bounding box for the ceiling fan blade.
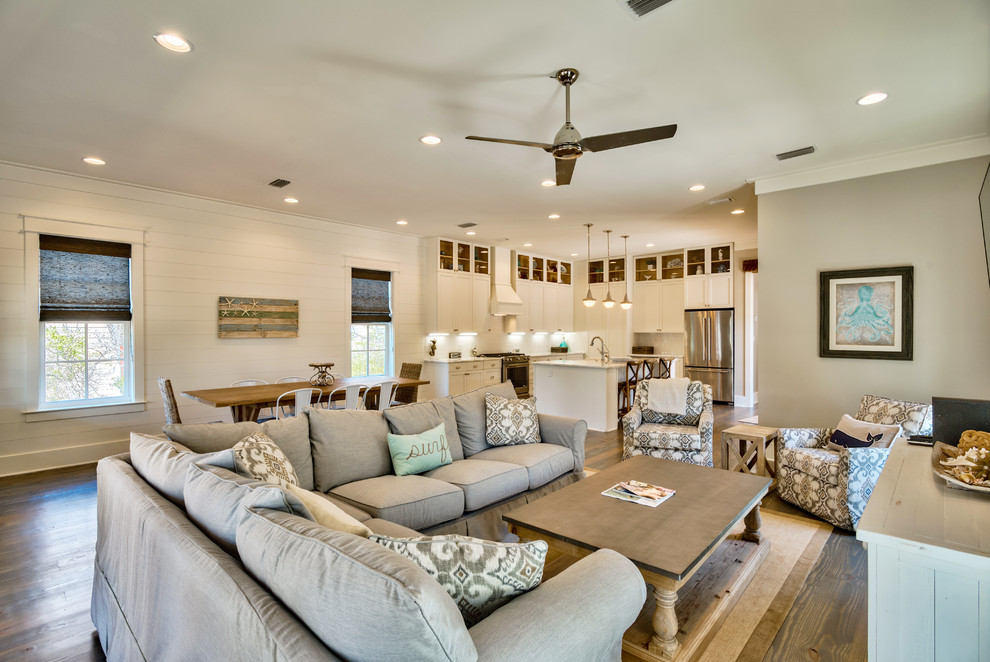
[555,158,576,186]
[579,124,677,152]
[465,136,553,151]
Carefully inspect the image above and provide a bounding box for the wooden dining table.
[181,376,429,423]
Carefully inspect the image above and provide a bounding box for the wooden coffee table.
[504,455,771,662]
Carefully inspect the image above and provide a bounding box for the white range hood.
[489,247,523,316]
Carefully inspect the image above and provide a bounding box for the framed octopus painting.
[819,266,913,360]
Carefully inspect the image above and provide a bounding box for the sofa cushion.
[469,444,575,489]
[285,484,372,537]
[423,460,530,511]
[308,408,392,492]
[856,394,932,437]
[162,416,314,490]
[129,432,207,507]
[638,380,704,426]
[485,394,541,446]
[232,431,299,487]
[365,518,423,538]
[388,422,454,476]
[631,423,702,451]
[384,397,465,461]
[236,508,477,662]
[184,458,312,555]
[330,475,465,531]
[370,533,548,627]
[452,382,518,457]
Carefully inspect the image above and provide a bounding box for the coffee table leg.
[742,503,762,543]
[648,585,680,660]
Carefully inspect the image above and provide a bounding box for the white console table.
[856,438,990,662]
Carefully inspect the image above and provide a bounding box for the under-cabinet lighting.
[509,332,526,336]
[533,333,547,336]
[459,332,478,336]
[428,333,449,336]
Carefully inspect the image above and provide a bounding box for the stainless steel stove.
[478,352,530,397]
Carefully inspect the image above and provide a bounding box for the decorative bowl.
[930,441,990,494]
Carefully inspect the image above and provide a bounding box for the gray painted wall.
[758,156,990,428]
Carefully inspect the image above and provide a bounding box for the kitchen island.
[532,359,625,432]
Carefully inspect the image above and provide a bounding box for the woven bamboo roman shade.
[39,234,132,321]
[351,268,391,323]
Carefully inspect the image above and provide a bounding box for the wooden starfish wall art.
[218,296,299,338]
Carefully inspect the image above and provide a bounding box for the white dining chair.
[275,388,317,420]
[369,381,397,411]
[230,379,274,420]
[276,376,309,384]
[324,384,367,410]
[231,379,268,387]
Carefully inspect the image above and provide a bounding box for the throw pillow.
[285,484,372,537]
[485,393,541,446]
[856,394,932,437]
[129,432,234,507]
[387,422,452,476]
[369,533,548,626]
[826,414,901,451]
[232,431,299,488]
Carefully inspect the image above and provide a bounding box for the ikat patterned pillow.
[855,395,932,437]
[370,533,548,626]
[231,431,299,488]
[485,393,541,446]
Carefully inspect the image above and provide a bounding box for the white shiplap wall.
[0,162,423,476]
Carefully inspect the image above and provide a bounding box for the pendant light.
[582,223,596,308]
[620,235,632,310]
[602,230,615,309]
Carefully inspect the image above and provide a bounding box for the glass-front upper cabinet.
[608,257,625,282]
[635,256,658,282]
[456,242,471,272]
[686,248,707,277]
[661,252,684,279]
[589,259,605,284]
[439,239,455,270]
[559,261,571,285]
[532,257,544,282]
[517,254,530,280]
[546,259,559,284]
[473,246,489,275]
[710,245,732,275]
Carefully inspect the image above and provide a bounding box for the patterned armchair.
[622,380,714,467]
[776,395,933,530]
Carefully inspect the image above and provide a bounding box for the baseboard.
[0,438,129,477]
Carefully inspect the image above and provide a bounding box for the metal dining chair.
[231,379,274,420]
[231,379,268,387]
[324,383,367,410]
[368,381,397,411]
[275,388,317,420]
[276,376,309,384]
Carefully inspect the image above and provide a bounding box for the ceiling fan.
[466,68,677,186]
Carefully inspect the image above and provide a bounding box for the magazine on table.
[601,480,676,507]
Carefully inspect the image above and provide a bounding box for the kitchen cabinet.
[683,243,733,308]
[423,359,501,397]
[426,238,491,333]
[632,251,685,332]
[514,251,574,332]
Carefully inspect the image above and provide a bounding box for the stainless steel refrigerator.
[684,308,734,404]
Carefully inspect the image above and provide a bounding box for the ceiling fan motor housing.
[553,122,584,159]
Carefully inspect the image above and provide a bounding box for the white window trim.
[22,215,146,421]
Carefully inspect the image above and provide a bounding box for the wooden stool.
[618,360,647,419]
[720,424,779,487]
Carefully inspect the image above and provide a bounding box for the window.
[38,234,134,408]
[350,268,392,378]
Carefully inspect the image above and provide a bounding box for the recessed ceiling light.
[153,32,193,53]
[465,231,476,236]
[523,243,533,247]
[283,197,299,204]
[689,184,705,191]
[82,156,105,165]
[857,92,888,106]
[540,180,555,187]
[731,209,745,215]
[645,243,655,247]
[419,135,442,145]
[396,220,408,225]
[570,253,579,257]
[548,214,560,219]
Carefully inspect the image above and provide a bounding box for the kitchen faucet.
[590,336,610,364]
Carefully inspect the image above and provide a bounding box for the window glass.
[42,321,129,404]
[351,322,390,377]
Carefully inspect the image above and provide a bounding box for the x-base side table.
[720,424,779,488]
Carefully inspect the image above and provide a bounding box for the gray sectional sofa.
[91,382,646,661]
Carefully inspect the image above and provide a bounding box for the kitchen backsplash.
[426,329,591,358]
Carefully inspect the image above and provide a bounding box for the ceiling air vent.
[775,146,816,161]
[706,196,734,206]
[618,0,677,19]
[267,178,291,188]
[457,222,477,228]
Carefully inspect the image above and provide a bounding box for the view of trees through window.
[350,323,388,377]
[43,322,129,403]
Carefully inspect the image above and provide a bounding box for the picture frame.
[819,266,913,360]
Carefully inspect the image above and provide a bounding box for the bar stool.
[618,360,647,419]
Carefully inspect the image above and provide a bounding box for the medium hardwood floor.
[1,405,867,662]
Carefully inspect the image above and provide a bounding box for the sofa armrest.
[538,413,587,471]
[471,549,645,662]
[778,427,832,450]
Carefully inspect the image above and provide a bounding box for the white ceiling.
[0,0,987,257]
